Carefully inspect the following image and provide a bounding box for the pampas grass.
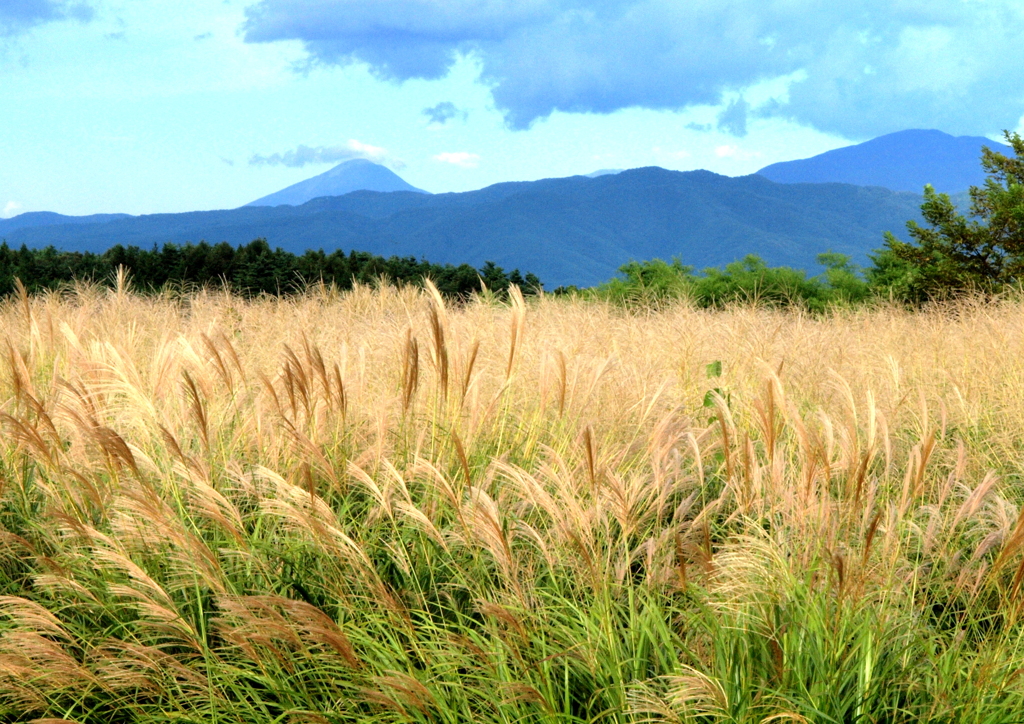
[2,283,1024,722]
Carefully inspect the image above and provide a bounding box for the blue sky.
[2,0,1023,217]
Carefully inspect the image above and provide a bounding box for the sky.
[2,0,1023,218]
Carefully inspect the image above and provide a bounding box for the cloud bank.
[433,151,480,168]
[241,0,1024,138]
[1,0,95,37]
[249,140,401,168]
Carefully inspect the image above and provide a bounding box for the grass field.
[3,281,1024,723]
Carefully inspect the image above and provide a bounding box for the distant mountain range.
[4,127,1010,287]
[0,211,131,236]
[757,129,1010,194]
[2,168,923,287]
[246,158,427,207]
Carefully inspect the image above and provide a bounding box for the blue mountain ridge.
[3,168,924,287]
[0,211,131,236]
[757,129,1011,194]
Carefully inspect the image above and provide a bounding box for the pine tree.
[876,130,1024,298]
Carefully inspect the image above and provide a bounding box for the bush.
[593,252,870,311]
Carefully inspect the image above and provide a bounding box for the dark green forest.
[0,238,541,299]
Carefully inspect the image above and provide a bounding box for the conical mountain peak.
[247,159,428,207]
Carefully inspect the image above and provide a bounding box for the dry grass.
[2,282,1024,722]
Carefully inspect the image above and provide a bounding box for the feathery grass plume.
[505,284,525,382]
[401,327,420,414]
[459,338,480,406]
[424,279,450,401]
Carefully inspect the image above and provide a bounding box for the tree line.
[0,238,542,299]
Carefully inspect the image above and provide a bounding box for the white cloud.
[347,139,393,164]
[714,145,761,162]
[432,151,480,168]
[2,201,23,218]
[249,139,404,168]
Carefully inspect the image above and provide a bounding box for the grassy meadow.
[3,281,1024,722]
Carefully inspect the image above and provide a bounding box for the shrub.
[594,252,870,311]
